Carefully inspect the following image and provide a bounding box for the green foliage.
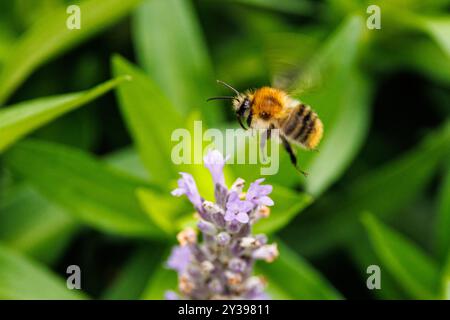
[141,263,177,300]
[0,0,448,300]
[228,0,313,15]
[103,246,168,300]
[257,240,342,299]
[0,76,128,152]
[436,166,450,263]
[5,140,166,238]
[362,213,441,299]
[0,244,85,299]
[112,55,181,185]
[132,0,220,124]
[0,0,142,104]
[288,122,450,256]
[253,184,312,234]
[0,184,77,264]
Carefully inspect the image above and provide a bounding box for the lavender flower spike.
[166,149,278,300]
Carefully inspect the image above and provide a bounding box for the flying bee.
[207,80,323,176]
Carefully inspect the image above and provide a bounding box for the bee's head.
[232,93,252,113]
[207,80,253,129]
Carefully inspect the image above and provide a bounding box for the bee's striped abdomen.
[279,103,323,150]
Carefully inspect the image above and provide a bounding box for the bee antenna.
[216,80,240,95]
[206,96,236,102]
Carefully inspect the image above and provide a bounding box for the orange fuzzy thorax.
[251,87,287,120]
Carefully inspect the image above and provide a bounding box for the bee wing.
[263,31,325,98]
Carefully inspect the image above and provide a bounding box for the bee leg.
[259,129,269,162]
[267,127,272,139]
[237,116,247,130]
[260,125,275,162]
[246,111,253,128]
[281,135,308,177]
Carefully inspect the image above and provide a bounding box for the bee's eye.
[237,98,251,117]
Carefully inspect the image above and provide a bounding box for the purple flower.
[164,291,179,300]
[246,291,270,300]
[167,149,278,300]
[171,172,203,209]
[216,232,231,246]
[167,245,192,273]
[246,178,274,206]
[204,149,229,187]
[225,192,254,224]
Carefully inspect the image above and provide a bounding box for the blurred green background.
[0,0,449,299]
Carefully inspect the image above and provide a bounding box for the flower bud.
[245,276,266,292]
[208,279,224,294]
[164,291,179,300]
[200,261,215,275]
[252,244,279,263]
[225,270,243,286]
[176,227,197,246]
[230,178,245,194]
[240,237,258,249]
[216,232,231,246]
[179,274,195,295]
[202,200,224,215]
[255,234,268,246]
[197,220,217,235]
[229,258,247,273]
[226,220,241,233]
[256,205,270,218]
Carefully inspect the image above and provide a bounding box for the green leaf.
[105,147,150,180]
[253,184,312,234]
[257,240,342,299]
[368,37,450,85]
[0,0,142,104]
[442,256,450,299]
[0,183,78,264]
[287,121,450,256]
[4,139,166,238]
[304,69,372,196]
[112,55,181,185]
[436,166,450,262]
[422,16,450,59]
[0,76,128,153]
[0,244,85,299]
[132,0,220,124]
[141,261,177,300]
[102,245,167,300]
[137,188,186,236]
[228,0,313,14]
[362,213,441,299]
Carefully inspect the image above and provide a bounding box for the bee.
[207,80,323,176]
